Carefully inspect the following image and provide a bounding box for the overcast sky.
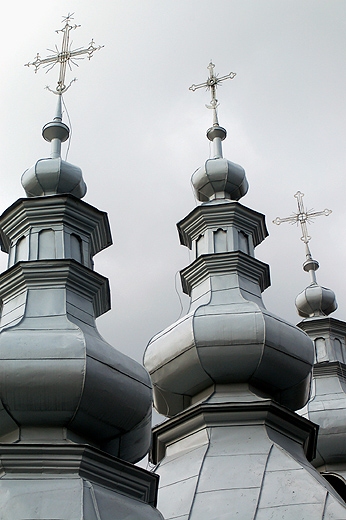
[1,1,346,378]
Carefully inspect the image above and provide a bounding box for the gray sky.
[1,1,346,371]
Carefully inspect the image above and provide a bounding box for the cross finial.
[25,13,103,94]
[189,61,236,126]
[273,191,332,283]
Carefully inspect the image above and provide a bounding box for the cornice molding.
[0,259,110,317]
[180,251,270,295]
[0,194,112,256]
[313,361,346,380]
[0,444,159,505]
[151,400,318,465]
[177,201,268,249]
[298,317,346,339]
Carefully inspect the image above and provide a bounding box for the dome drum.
[177,202,268,260]
[0,195,112,269]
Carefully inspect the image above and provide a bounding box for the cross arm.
[189,81,208,92]
[273,215,298,225]
[217,72,237,82]
[307,209,332,219]
[25,53,58,72]
[69,41,103,60]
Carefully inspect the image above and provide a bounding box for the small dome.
[191,157,249,202]
[296,283,337,318]
[21,157,87,198]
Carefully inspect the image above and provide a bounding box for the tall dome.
[0,15,163,519]
[144,64,346,519]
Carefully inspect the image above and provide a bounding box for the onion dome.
[295,247,337,319]
[296,284,337,318]
[0,194,153,464]
[21,95,87,198]
[192,125,248,202]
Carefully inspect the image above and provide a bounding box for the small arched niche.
[333,338,345,364]
[70,234,83,264]
[15,236,28,263]
[38,229,56,259]
[238,231,249,254]
[315,337,328,363]
[213,228,227,253]
[196,234,207,257]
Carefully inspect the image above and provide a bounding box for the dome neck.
[303,242,319,285]
[207,125,227,159]
[42,94,70,159]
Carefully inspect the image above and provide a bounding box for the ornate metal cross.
[189,61,236,125]
[273,191,332,245]
[25,13,103,94]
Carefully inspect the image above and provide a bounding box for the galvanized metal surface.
[0,444,163,519]
[0,192,153,463]
[21,95,87,198]
[0,195,112,268]
[192,156,249,202]
[188,62,248,202]
[299,317,346,482]
[152,398,346,519]
[0,14,166,518]
[0,157,162,516]
[273,192,337,319]
[144,200,314,416]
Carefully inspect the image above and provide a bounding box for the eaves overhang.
[177,201,268,249]
[150,400,318,465]
[0,259,110,317]
[0,194,112,256]
[180,251,270,295]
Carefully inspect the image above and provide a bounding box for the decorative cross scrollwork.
[189,61,236,125]
[273,191,332,245]
[25,13,103,94]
